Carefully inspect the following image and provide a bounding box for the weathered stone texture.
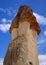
[10,5,40,35]
[3,35,28,65]
[3,5,40,65]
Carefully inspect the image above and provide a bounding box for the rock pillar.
[3,5,40,65]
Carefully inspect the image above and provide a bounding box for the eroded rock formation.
[3,5,40,65]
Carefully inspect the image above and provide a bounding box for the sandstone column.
[3,5,40,65]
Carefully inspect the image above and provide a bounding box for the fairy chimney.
[3,5,40,65]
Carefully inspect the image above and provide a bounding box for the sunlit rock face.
[3,5,40,65]
[12,22,30,40]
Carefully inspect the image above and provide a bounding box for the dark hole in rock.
[29,62,32,65]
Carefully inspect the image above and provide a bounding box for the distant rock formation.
[3,5,40,65]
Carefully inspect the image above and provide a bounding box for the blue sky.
[0,0,46,65]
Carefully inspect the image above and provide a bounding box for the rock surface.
[3,5,40,65]
[10,5,40,35]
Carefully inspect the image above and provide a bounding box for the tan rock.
[3,5,40,65]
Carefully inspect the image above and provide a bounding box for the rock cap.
[10,5,41,35]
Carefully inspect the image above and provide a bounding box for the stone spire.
[3,5,40,65]
[10,5,40,35]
